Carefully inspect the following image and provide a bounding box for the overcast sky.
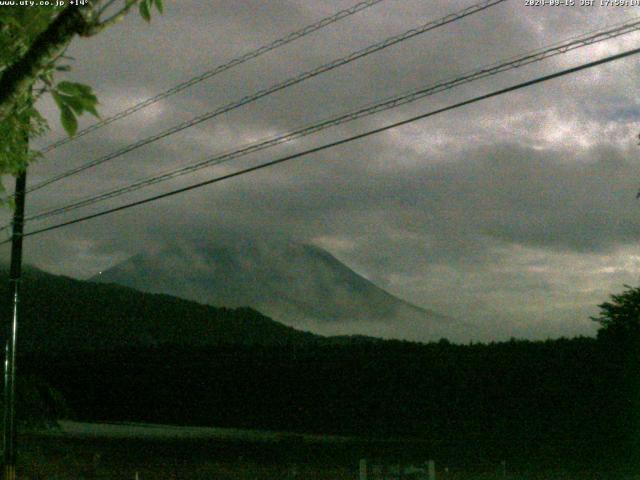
[3,0,640,342]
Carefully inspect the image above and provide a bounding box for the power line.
[8,44,640,244]
[21,17,640,225]
[27,0,508,194]
[38,0,387,154]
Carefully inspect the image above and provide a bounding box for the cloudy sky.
[3,0,640,342]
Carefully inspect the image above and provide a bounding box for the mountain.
[0,265,320,353]
[92,239,451,338]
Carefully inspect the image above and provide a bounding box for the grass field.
[11,422,640,479]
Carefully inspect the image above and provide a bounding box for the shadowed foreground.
[14,430,640,480]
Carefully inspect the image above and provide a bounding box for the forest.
[2,267,640,471]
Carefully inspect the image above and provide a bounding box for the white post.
[359,458,367,480]
[427,460,435,480]
[134,472,139,480]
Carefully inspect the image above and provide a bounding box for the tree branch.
[82,0,139,36]
[0,1,141,122]
[0,6,90,122]
[96,0,120,17]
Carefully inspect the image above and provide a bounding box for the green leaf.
[77,95,100,118]
[52,91,82,115]
[54,65,71,72]
[60,105,78,136]
[53,82,100,120]
[60,82,96,104]
[57,81,84,96]
[85,102,100,118]
[139,0,151,22]
[74,83,94,97]
[59,95,85,115]
[154,0,163,13]
[81,91,98,104]
[51,92,65,110]
[2,16,20,27]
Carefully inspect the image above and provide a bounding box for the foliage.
[0,9,54,175]
[0,1,161,197]
[591,284,640,343]
[139,0,163,22]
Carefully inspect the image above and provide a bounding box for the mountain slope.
[92,239,449,331]
[0,266,320,353]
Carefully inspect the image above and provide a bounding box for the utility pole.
[3,169,26,480]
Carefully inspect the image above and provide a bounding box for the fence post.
[427,460,435,480]
[359,458,367,480]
